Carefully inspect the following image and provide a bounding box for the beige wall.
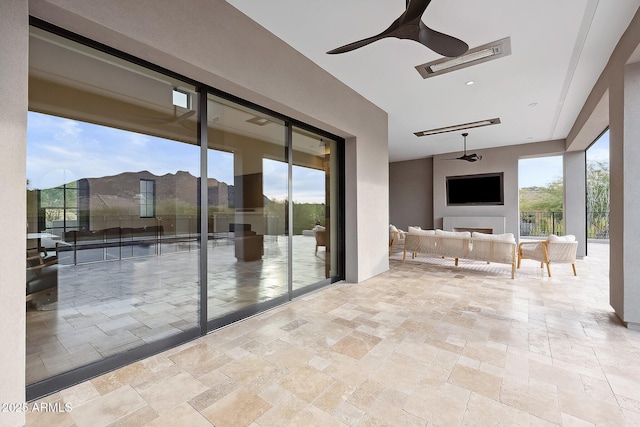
[389,158,434,230]
[0,2,28,425]
[28,0,389,282]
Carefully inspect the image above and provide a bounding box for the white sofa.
[403,228,518,279]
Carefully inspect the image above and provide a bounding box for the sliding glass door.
[27,27,201,385]
[291,128,340,292]
[26,23,344,399]
[206,95,289,324]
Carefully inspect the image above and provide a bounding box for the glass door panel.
[27,27,200,385]
[206,95,288,322]
[291,127,338,291]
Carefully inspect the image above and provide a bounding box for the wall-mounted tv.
[446,172,504,206]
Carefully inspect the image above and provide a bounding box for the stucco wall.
[0,2,28,425]
[28,0,389,282]
[389,158,434,230]
[609,62,640,328]
[563,151,587,257]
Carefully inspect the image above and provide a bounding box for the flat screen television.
[446,172,504,206]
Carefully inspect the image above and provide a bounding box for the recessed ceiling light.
[528,102,538,107]
[466,81,475,86]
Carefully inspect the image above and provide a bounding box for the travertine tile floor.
[26,235,326,384]
[27,242,640,426]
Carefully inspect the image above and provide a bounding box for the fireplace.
[454,227,493,234]
[443,216,506,234]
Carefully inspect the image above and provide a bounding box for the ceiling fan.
[446,133,482,162]
[327,0,468,57]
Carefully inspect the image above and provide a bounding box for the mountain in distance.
[80,170,231,212]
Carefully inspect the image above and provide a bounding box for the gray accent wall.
[389,158,433,230]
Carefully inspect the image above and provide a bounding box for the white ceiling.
[226,0,640,162]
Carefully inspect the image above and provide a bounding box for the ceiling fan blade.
[418,23,469,57]
[403,0,433,24]
[461,154,481,162]
[327,33,389,55]
[328,0,467,56]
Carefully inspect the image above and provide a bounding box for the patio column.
[0,1,28,424]
[609,61,640,330]
[563,151,586,257]
[233,150,265,235]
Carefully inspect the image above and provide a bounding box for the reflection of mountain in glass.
[79,171,232,217]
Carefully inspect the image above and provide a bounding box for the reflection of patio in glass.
[26,235,326,384]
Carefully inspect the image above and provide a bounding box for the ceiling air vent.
[415,37,511,79]
[414,118,501,137]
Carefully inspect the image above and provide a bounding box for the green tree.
[292,202,325,235]
[587,160,609,213]
[586,160,609,238]
[519,178,563,212]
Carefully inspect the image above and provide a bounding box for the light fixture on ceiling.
[246,116,270,126]
[465,80,475,86]
[172,88,190,109]
[414,117,501,137]
[415,37,511,79]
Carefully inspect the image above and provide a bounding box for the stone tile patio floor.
[26,242,640,426]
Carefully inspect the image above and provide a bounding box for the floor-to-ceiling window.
[27,26,201,389]
[26,23,344,399]
[291,127,339,292]
[586,129,610,245]
[206,95,289,325]
[518,156,564,237]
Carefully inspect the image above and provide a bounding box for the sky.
[27,112,326,203]
[28,111,610,196]
[518,130,609,188]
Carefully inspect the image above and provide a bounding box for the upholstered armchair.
[389,224,406,255]
[26,249,58,306]
[518,234,578,277]
[314,225,327,254]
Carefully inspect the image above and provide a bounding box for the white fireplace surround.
[443,216,506,234]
